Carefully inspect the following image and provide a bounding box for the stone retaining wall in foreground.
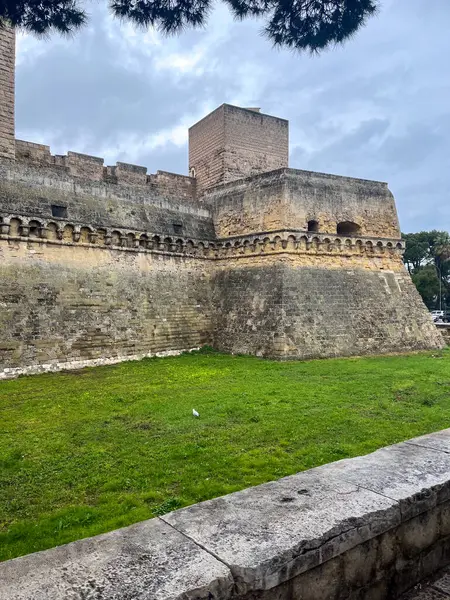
[2,429,450,599]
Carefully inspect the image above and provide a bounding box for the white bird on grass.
[192,409,200,417]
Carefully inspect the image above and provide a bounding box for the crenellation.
[12,141,199,198]
[149,170,197,200]
[110,161,148,185]
[65,151,105,180]
[15,139,52,163]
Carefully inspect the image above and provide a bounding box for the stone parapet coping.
[2,429,450,599]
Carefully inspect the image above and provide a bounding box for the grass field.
[1,347,450,561]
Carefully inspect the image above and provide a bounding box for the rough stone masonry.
[0,26,444,378]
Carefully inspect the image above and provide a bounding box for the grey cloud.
[16,13,195,150]
[291,118,391,178]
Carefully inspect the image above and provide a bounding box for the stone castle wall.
[13,141,197,201]
[0,23,443,376]
[212,254,442,360]
[0,238,213,377]
[0,158,210,239]
[0,204,442,377]
[0,154,214,377]
[204,168,401,239]
[0,149,444,377]
[0,25,15,161]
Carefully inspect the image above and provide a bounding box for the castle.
[0,26,444,378]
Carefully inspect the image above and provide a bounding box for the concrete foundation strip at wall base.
[0,348,201,380]
[3,429,450,599]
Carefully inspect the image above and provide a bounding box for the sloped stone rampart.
[211,260,443,359]
[2,430,450,599]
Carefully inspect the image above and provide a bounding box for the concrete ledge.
[164,468,399,593]
[2,430,450,599]
[0,518,233,600]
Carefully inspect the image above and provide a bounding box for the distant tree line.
[402,231,450,311]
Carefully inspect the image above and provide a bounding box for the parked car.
[430,311,450,322]
[431,310,444,321]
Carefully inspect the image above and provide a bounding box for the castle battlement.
[0,25,443,378]
[15,140,197,198]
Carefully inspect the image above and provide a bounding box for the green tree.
[402,232,430,274]
[0,0,379,53]
[403,230,450,310]
[411,266,441,310]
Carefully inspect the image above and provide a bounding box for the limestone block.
[314,438,450,520]
[406,429,450,454]
[163,467,399,594]
[0,517,233,600]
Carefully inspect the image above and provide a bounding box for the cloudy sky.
[14,0,450,233]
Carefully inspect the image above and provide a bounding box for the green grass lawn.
[1,348,450,561]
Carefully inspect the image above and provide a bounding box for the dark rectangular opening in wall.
[173,223,183,235]
[51,205,68,219]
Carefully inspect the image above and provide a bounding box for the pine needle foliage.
[0,0,379,52]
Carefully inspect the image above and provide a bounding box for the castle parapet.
[204,168,401,240]
[13,141,196,198]
[107,162,148,185]
[15,140,52,164]
[148,171,197,200]
[0,210,405,265]
[65,151,105,180]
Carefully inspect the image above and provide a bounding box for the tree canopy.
[403,230,450,311]
[0,0,379,53]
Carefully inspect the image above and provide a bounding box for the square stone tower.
[0,25,15,161]
[189,104,288,193]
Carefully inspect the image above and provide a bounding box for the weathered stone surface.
[0,246,212,375]
[406,429,450,455]
[401,587,449,600]
[204,167,400,238]
[399,565,450,599]
[315,437,450,520]
[163,467,399,594]
[212,262,443,359]
[189,104,288,193]
[0,26,15,162]
[0,26,444,376]
[0,161,212,239]
[0,518,233,600]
